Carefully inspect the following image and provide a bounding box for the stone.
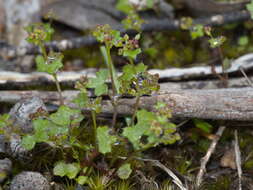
[10,171,50,190]
[0,158,12,183]
[41,0,121,30]
[9,97,48,133]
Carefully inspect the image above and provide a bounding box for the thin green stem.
[105,44,119,128]
[53,74,64,105]
[131,95,140,125]
[129,58,134,65]
[105,45,117,95]
[91,111,97,148]
[40,44,47,59]
[218,46,228,87]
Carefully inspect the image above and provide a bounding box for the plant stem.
[105,45,118,94]
[53,73,64,105]
[91,111,97,148]
[131,95,140,125]
[218,46,228,88]
[129,58,134,65]
[105,45,119,128]
[40,44,47,59]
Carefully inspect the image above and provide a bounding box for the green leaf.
[35,55,45,65]
[33,119,49,142]
[123,48,142,60]
[120,63,147,81]
[247,0,253,19]
[53,161,66,177]
[116,0,133,14]
[95,84,108,97]
[0,114,10,128]
[72,92,89,108]
[36,53,63,75]
[76,176,89,185]
[87,69,109,96]
[238,36,249,46]
[123,110,155,149]
[146,0,155,8]
[66,163,81,179]
[190,24,204,40]
[97,126,117,154]
[21,135,36,150]
[50,105,84,126]
[193,119,213,133]
[117,163,132,179]
[208,36,226,48]
[53,162,81,179]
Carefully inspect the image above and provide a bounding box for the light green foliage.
[116,0,133,14]
[122,13,144,31]
[146,0,155,8]
[238,36,249,46]
[247,0,253,19]
[119,63,159,96]
[117,163,132,179]
[123,110,155,149]
[93,25,142,61]
[73,91,89,108]
[50,105,84,126]
[21,135,36,150]
[123,103,180,149]
[97,126,117,154]
[190,25,226,49]
[118,34,142,60]
[25,23,54,46]
[180,17,193,30]
[53,161,81,179]
[20,9,180,186]
[0,114,10,134]
[36,52,63,75]
[190,24,204,39]
[21,105,84,150]
[25,21,64,104]
[76,176,89,185]
[193,119,213,133]
[208,36,226,48]
[87,69,109,96]
[93,24,121,48]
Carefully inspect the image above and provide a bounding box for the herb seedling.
[25,23,64,105]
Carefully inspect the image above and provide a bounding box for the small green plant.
[0,3,180,188]
[25,23,64,105]
[186,23,228,85]
[247,0,253,19]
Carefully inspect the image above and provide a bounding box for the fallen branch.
[1,87,253,121]
[0,53,253,89]
[0,10,250,59]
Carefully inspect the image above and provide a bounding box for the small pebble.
[0,158,12,183]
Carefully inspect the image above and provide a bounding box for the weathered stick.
[196,126,226,187]
[1,87,253,121]
[0,10,250,59]
[0,53,253,89]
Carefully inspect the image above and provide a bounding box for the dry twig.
[234,130,242,190]
[196,126,226,187]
